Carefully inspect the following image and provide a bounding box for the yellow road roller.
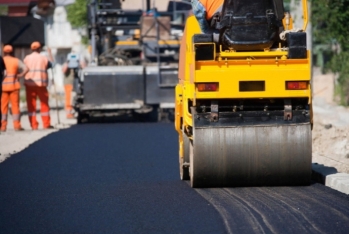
[175,0,312,187]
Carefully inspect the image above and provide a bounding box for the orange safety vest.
[2,56,20,91]
[24,52,49,87]
[199,0,224,20]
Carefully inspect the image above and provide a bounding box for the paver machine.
[74,0,191,122]
[175,0,312,187]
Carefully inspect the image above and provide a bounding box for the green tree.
[66,0,90,44]
[66,0,89,28]
[312,0,349,104]
[0,6,8,15]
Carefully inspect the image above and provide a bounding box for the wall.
[43,5,88,91]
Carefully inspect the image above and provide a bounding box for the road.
[1,123,349,233]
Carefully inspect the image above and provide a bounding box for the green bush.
[312,0,349,105]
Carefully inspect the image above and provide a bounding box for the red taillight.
[197,83,219,91]
[286,81,308,90]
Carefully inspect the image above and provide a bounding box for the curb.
[312,163,349,194]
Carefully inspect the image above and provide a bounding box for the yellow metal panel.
[192,57,311,99]
[115,41,139,46]
[175,12,312,132]
[184,16,202,83]
[218,50,288,58]
[176,16,201,129]
[175,84,184,158]
[175,84,183,134]
[115,40,180,46]
[183,83,195,126]
[158,40,180,45]
[302,0,308,31]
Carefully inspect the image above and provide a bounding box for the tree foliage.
[66,0,89,28]
[0,6,8,16]
[312,0,349,104]
[312,0,349,50]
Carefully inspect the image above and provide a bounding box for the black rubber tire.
[134,105,159,122]
[77,112,89,124]
[180,130,190,180]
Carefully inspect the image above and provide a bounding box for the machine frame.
[175,0,313,187]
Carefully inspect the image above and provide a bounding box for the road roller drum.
[188,104,312,187]
[190,124,312,187]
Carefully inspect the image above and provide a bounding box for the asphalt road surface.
[1,123,349,234]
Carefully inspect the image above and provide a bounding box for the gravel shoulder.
[312,68,349,173]
[0,105,76,163]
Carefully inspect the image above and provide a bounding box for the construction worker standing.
[24,41,53,130]
[1,45,29,132]
[61,53,86,119]
[0,55,5,131]
[191,0,224,33]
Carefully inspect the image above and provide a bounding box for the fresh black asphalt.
[0,123,225,233]
[1,123,349,234]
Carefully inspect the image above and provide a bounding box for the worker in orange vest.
[0,55,5,132]
[23,41,54,130]
[1,45,29,132]
[191,0,224,33]
[61,53,86,119]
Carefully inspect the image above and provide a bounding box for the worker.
[1,45,29,132]
[0,55,5,132]
[23,41,54,130]
[191,0,224,33]
[61,53,86,119]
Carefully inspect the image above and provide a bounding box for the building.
[0,0,81,90]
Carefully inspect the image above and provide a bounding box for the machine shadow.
[77,109,174,124]
[311,163,338,185]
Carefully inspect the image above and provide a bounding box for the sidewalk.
[0,106,76,163]
[311,67,349,194]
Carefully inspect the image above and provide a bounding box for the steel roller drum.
[190,124,312,187]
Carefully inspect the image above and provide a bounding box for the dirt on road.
[312,68,349,173]
[0,107,75,163]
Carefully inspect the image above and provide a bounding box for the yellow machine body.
[175,0,312,187]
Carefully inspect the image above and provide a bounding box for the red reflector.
[197,83,218,91]
[286,81,308,90]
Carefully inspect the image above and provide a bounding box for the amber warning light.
[286,81,308,90]
[197,83,219,92]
